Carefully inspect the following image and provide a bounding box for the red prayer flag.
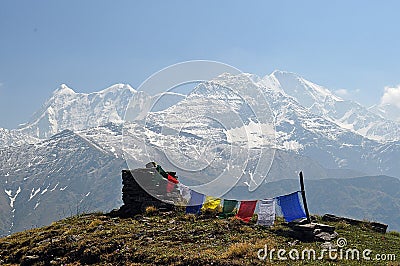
[168,174,179,184]
[166,174,179,192]
[235,200,257,223]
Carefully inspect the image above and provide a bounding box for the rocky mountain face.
[1,70,399,235]
[0,129,126,236]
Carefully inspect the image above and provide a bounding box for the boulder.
[287,221,338,242]
[322,214,388,233]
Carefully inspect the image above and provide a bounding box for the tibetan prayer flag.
[276,192,306,222]
[166,174,179,193]
[201,196,221,211]
[235,200,257,223]
[156,164,168,179]
[218,199,237,218]
[177,183,191,202]
[185,190,205,215]
[222,200,238,214]
[257,199,275,226]
[168,174,179,184]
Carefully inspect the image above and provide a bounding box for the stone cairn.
[287,218,338,242]
[111,168,181,217]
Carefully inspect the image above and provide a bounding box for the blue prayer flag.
[276,192,306,222]
[185,190,205,214]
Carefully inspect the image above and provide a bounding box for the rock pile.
[286,218,338,242]
[111,169,181,217]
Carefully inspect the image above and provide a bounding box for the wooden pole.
[299,171,311,223]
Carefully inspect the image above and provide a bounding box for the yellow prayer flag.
[201,196,221,211]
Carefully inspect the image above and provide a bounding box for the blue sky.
[1,0,399,128]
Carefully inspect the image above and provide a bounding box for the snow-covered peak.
[18,83,147,139]
[258,71,283,93]
[270,69,296,77]
[15,71,400,142]
[54,83,136,96]
[97,83,136,94]
[212,72,261,85]
[264,70,400,141]
[241,73,262,83]
[53,84,75,95]
[268,70,343,104]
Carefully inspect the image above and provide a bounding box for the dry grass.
[335,220,351,230]
[0,212,398,265]
[222,242,253,258]
[144,205,158,215]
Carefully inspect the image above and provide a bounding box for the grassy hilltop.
[0,209,399,266]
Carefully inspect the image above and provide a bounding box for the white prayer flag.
[177,183,191,202]
[257,199,275,226]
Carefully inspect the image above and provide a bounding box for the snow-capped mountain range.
[127,72,399,189]
[1,70,399,235]
[263,70,400,142]
[17,83,142,139]
[8,70,399,143]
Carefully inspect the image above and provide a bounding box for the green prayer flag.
[218,199,238,218]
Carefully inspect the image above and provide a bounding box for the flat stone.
[288,218,309,226]
[321,242,337,249]
[313,228,322,234]
[291,222,335,232]
[287,221,339,242]
[315,231,338,242]
[314,223,335,233]
[292,223,316,231]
